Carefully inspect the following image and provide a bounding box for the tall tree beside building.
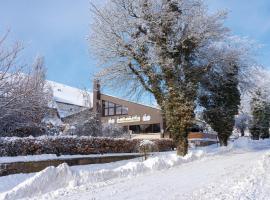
[199,64,241,146]
[89,0,252,155]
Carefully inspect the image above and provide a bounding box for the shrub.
[137,140,158,160]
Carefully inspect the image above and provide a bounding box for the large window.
[129,124,161,134]
[102,100,128,116]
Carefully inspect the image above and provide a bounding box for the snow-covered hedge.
[0,136,174,156]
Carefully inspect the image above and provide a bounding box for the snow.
[47,80,93,108]
[0,138,270,200]
[139,140,155,147]
[41,115,62,127]
[0,153,140,164]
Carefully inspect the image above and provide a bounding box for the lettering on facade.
[108,114,151,124]
[142,114,151,122]
[108,118,116,124]
[117,115,141,123]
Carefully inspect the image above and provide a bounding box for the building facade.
[46,79,217,144]
[93,81,164,138]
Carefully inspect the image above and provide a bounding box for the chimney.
[93,79,101,120]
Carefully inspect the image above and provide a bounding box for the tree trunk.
[260,131,270,139]
[240,129,245,137]
[176,137,188,156]
[218,134,229,146]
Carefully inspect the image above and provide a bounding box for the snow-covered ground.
[0,153,140,164]
[1,138,270,200]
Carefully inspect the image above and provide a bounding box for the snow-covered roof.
[47,80,93,108]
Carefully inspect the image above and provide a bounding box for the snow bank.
[231,137,270,151]
[1,164,75,200]
[1,151,205,200]
[0,153,141,164]
[198,137,270,155]
[0,173,34,193]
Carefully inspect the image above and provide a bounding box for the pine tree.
[250,90,270,139]
[260,102,270,139]
[199,65,241,146]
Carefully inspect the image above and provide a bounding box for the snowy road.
[1,139,270,200]
[56,148,270,200]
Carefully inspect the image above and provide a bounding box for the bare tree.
[89,0,253,155]
[80,87,92,108]
[0,33,52,136]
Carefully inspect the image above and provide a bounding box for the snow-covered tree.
[0,33,52,136]
[250,90,270,140]
[89,0,254,154]
[199,64,241,146]
[239,65,270,115]
[235,112,250,137]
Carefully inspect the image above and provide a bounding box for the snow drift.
[1,164,75,200]
[1,138,270,200]
[1,150,205,200]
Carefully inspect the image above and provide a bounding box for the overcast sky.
[1,0,270,91]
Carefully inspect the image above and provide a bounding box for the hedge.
[0,136,175,156]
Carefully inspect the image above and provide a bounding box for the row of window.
[129,124,161,134]
[102,100,128,116]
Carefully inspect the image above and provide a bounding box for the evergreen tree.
[199,64,241,146]
[250,90,270,139]
[260,103,270,139]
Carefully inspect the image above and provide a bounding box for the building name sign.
[108,114,151,124]
[117,115,141,123]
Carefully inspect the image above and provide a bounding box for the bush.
[137,140,158,160]
[0,124,46,137]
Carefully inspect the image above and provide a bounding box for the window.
[109,107,114,116]
[102,100,128,116]
[122,107,128,115]
[116,105,122,115]
[129,124,161,134]
[108,102,114,107]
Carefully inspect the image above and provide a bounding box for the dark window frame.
[102,100,128,117]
